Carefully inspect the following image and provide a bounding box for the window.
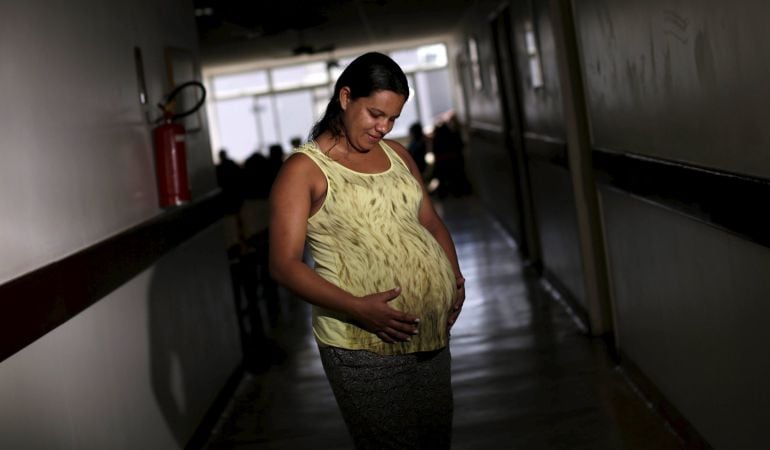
[468,37,483,91]
[212,97,259,162]
[208,43,455,162]
[313,85,332,125]
[212,70,269,98]
[271,62,328,90]
[524,21,544,89]
[390,44,448,72]
[251,95,279,153]
[414,68,454,127]
[329,56,356,83]
[390,75,419,138]
[417,44,448,68]
[274,90,315,150]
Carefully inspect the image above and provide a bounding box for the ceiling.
[194,0,475,67]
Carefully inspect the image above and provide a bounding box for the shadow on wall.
[147,227,240,447]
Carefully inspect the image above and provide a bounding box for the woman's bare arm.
[386,139,466,327]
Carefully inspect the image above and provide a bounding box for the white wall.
[0,226,239,450]
[572,0,770,447]
[0,1,241,448]
[601,188,770,449]
[576,0,770,180]
[0,0,215,283]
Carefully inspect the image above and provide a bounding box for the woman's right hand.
[349,287,421,344]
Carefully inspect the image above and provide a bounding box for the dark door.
[489,6,542,268]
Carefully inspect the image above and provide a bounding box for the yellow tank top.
[296,140,456,355]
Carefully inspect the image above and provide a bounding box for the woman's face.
[340,88,406,152]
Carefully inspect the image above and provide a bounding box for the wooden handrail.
[593,149,770,249]
[0,190,225,363]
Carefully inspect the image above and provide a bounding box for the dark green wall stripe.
[523,134,568,168]
[593,150,770,249]
[0,190,224,363]
[522,133,770,250]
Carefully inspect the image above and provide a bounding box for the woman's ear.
[339,87,351,111]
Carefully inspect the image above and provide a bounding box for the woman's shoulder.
[382,139,409,162]
[293,140,321,157]
[383,139,416,168]
[275,150,326,185]
[271,150,328,205]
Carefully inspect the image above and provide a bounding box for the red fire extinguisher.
[153,112,190,208]
[152,81,206,208]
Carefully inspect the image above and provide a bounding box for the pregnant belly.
[314,238,456,353]
[383,250,456,329]
[329,226,456,347]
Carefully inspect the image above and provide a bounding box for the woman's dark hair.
[310,52,409,140]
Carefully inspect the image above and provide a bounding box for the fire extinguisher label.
[174,134,185,142]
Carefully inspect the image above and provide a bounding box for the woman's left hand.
[448,275,465,328]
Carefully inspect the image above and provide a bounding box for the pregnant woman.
[269,52,465,450]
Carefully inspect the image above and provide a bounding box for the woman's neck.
[317,132,370,158]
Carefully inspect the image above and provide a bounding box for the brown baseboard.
[616,352,714,449]
[185,364,245,450]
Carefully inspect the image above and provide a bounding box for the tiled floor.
[205,196,685,449]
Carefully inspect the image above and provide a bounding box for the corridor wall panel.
[510,0,586,309]
[575,0,770,180]
[464,129,520,237]
[573,0,770,446]
[510,0,565,138]
[456,0,588,311]
[459,21,504,130]
[528,159,585,308]
[0,227,239,450]
[453,3,521,242]
[0,0,216,284]
[601,188,770,449]
[0,0,240,448]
